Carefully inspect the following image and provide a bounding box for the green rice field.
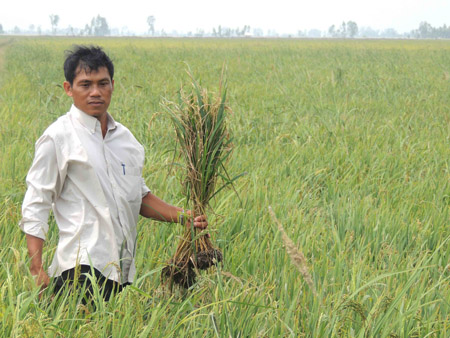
[0,37,449,337]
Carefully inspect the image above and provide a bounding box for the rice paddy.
[0,36,449,337]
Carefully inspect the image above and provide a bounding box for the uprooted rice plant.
[160,69,231,288]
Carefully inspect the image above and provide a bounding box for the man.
[20,45,207,300]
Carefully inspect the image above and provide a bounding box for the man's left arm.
[140,192,207,229]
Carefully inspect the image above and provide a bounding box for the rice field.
[0,36,449,337]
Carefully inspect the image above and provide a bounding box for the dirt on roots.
[161,260,197,289]
[195,248,223,270]
[161,249,223,288]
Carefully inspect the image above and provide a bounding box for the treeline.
[318,21,450,39]
[0,14,111,37]
[49,14,110,36]
[411,22,450,39]
[1,17,449,39]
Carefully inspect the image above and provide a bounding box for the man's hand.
[31,266,50,289]
[26,234,49,294]
[140,192,208,234]
[185,210,208,230]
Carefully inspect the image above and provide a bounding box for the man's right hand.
[26,234,49,294]
[31,265,50,289]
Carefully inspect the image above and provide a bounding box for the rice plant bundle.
[161,69,233,288]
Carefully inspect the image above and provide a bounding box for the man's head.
[64,45,114,86]
[63,46,115,119]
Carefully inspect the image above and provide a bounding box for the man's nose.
[90,85,101,96]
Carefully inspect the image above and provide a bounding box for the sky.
[1,0,449,34]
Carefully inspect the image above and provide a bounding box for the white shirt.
[20,105,150,284]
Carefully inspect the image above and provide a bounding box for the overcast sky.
[2,0,449,34]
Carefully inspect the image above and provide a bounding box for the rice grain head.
[268,206,317,296]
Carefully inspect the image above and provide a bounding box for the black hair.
[63,45,114,85]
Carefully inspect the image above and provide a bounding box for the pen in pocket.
[121,163,126,175]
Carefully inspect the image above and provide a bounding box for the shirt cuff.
[141,177,151,198]
[19,219,48,240]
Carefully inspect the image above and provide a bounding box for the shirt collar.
[69,104,117,134]
[106,114,118,132]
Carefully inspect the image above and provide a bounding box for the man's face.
[63,66,114,118]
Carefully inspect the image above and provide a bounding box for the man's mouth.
[89,101,104,105]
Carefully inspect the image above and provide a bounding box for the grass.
[0,36,449,337]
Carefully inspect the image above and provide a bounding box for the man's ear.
[112,79,115,91]
[63,81,73,97]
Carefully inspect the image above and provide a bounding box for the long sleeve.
[140,177,151,198]
[19,134,63,240]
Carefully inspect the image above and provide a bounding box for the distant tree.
[37,26,42,35]
[328,25,336,37]
[0,24,3,34]
[213,25,223,37]
[410,21,450,39]
[90,15,110,36]
[419,21,433,38]
[13,26,21,34]
[83,23,92,36]
[67,26,75,36]
[436,24,450,38]
[417,21,435,38]
[147,15,155,35]
[235,25,251,36]
[222,27,229,37]
[49,14,59,34]
[329,21,358,38]
[347,21,358,38]
[338,21,347,37]
[243,25,251,36]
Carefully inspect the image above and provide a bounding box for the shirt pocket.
[116,165,142,203]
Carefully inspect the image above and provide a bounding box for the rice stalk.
[268,206,317,296]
